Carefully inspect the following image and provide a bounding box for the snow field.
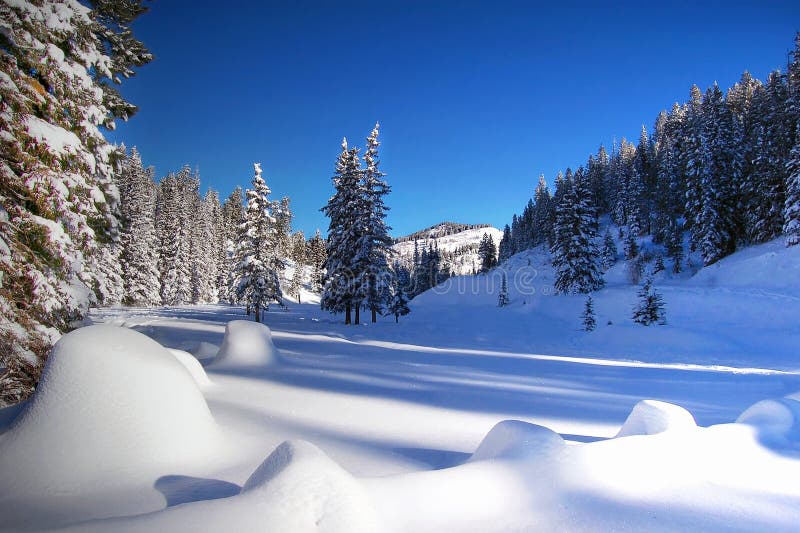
[1,236,800,530]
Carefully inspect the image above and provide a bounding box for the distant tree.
[601,230,618,270]
[497,273,509,307]
[388,267,411,323]
[632,277,666,325]
[478,233,498,272]
[288,230,307,303]
[582,296,596,331]
[221,187,245,303]
[307,229,327,292]
[498,224,514,263]
[623,230,639,260]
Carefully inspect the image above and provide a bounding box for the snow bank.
[469,420,565,462]
[212,320,279,367]
[736,398,800,442]
[616,400,696,438]
[167,348,212,388]
[0,325,220,497]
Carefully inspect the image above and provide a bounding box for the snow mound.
[469,420,565,462]
[212,320,279,367]
[168,348,212,388]
[736,398,800,441]
[616,400,696,438]
[241,440,383,532]
[0,325,220,496]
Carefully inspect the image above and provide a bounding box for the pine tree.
[497,273,509,307]
[665,220,685,274]
[623,231,639,260]
[221,187,245,303]
[233,163,284,322]
[156,167,198,305]
[0,0,151,405]
[321,138,363,324]
[288,230,307,302]
[118,147,161,306]
[632,277,666,325]
[601,230,618,270]
[307,229,327,292]
[498,224,514,263]
[388,267,411,323]
[356,123,394,323]
[582,296,596,331]
[478,233,498,272]
[550,175,604,294]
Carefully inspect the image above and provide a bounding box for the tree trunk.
[371,307,377,323]
[395,313,399,323]
[345,303,351,325]
[354,305,360,325]
[246,305,251,315]
[297,294,301,304]
[254,306,260,323]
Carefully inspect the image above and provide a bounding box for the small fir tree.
[582,296,596,331]
[632,277,666,325]
[498,273,509,307]
[601,229,618,269]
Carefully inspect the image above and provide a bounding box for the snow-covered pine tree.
[221,187,245,303]
[632,277,666,325]
[321,138,363,324]
[665,220,684,273]
[307,229,327,292]
[478,233,498,272]
[681,85,706,245]
[550,172,604,294]
[0,0,151,405]
[356,123,394,323]
[233,163,284,322]
[623,230,639,260]
[118,147,161,306]
[156,167,198,305]
[388,266,411,323]
[190,190,221,304]
[533,175,555,247]
[601,229,618,270]
[498,224,514,263]
[497,273,509,307]
[582,296,596,331]
[288,230,307,302]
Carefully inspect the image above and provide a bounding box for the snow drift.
[616,400,697,437]
[469,420,565,462]
[212,320,280,367]
[0,325,221,498]
[168,348,212,388]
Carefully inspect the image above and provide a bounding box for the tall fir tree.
[321,138,363,324]
[221,187,245,303]
[307,229,327,292]
[356,123,394,322]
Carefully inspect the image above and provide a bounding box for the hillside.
[393,223,504,276]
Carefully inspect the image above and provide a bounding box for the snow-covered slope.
[393,222,503,275]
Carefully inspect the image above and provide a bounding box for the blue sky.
[109,1,800,238]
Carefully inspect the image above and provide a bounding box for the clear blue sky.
[108,1,800,238]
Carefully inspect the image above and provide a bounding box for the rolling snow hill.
[393,222,503,275]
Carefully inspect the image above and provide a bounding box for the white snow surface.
[1,237,800,531]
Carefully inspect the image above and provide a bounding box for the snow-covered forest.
[3,1,800,531]
[502,39,800,292]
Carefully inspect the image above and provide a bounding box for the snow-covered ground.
[1,238,799,531]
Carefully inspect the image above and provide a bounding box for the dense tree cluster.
[504,33,800,286]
